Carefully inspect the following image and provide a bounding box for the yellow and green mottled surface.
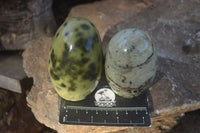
[48,18,103,101]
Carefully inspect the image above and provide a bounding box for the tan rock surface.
[23,38,200,133]
[23,0,200,132]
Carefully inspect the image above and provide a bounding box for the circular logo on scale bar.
[94,87,116,107]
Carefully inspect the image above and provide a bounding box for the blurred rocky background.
[0,0,200,133]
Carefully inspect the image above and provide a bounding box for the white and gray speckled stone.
[105,29,157,98]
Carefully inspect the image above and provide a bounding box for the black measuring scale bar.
[59,86,151,127]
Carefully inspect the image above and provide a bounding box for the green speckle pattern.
[48,18,103,101]
[105,29,157,98]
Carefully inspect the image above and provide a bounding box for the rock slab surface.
[23,0,200,132]
[0,0,57,50]
[0,52,26,93]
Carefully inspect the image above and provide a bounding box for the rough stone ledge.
[23,0,200,132]
[23,37,200,133]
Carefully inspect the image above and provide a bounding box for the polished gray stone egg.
[105,29,157,98]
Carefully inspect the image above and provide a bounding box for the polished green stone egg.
[48,18,103,101]
[105,29,157,98]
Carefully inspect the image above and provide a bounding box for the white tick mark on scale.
[117,117,119,123]
[126,111,128,115]
[91,116,93,123]
[116,110,118,115]
[63,116,66,122]
[106,110,108,115]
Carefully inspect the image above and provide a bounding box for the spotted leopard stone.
[49,18,103,101]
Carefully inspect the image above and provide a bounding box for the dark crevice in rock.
[52,0,103,26]
[20,77,34,93]
[169,109,200,133]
